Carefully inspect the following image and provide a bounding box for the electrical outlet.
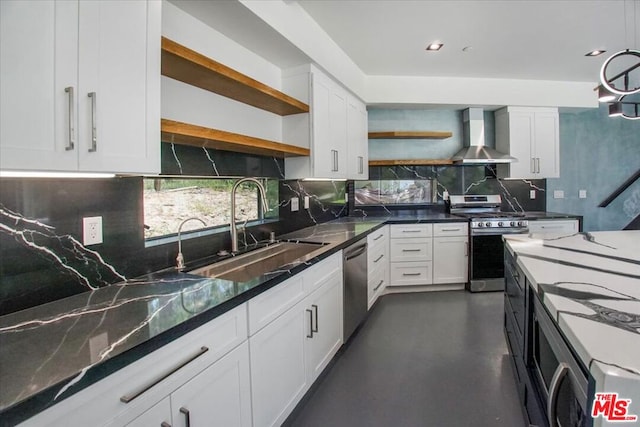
[553,190,565,199]
[83,216,103,245]
[304,196,310,209]
[530,190,536,199]
[291,197,299,212]
[579,189,587,199]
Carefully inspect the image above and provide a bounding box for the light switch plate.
[553,190,565,199]
[579,190,587,199]
[83,216,103,245]
[530,190,536,199]
[304,196,310,209]
[291,197,299,212]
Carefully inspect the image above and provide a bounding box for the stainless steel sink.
[188,242,326,282]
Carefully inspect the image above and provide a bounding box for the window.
[143,178,279,241]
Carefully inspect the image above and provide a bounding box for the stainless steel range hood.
[451,108,516,164]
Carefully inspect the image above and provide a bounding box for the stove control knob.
[485,222,492,227]
[517,221,525,227]
[477,222,483,227]
[498,221,504,227]
[510,221,516,227]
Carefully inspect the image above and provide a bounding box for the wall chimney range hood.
[451,108,516,164]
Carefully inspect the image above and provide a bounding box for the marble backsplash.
[0,177,346,316]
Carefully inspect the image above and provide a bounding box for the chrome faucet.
[230,178,269,253]
[176,217,207,270]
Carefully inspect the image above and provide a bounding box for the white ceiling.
[297,0,640,83]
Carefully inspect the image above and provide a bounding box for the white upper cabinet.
[495,107,559,179]
[346,94,368,180]
[0,0,160,174]
[283,64,367,180]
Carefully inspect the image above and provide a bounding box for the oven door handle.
[547,362,570,427]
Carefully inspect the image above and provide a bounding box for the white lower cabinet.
[250,300,309,427]
[389,224,433,286]
[367,226,389,308]
[249,252,343,427]
[432,223,469,285]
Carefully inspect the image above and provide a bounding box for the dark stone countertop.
[0,218,385,425]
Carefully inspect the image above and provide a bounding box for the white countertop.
[505,231,640,426]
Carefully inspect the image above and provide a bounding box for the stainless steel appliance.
[343,239,368,341]
[449,194,529,292]
[531,292,589,427]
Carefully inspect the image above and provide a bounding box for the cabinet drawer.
[367,225,388,248]
[248,276,305,336]
[367,238,388,273]
[390,224,432,238]
[433,222,468,237]
[389,262,432,286]
[303,252,342,295]
[528,219,578,234]
[389,238,431,262]
[28,304,249,427]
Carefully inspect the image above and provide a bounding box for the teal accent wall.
[368,109,496,160]
[547,105,640,231]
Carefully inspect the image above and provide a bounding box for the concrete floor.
[287,291,525,427]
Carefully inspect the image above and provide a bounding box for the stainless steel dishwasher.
[343,239,368,341]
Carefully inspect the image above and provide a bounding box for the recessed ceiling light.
[585,50,606,57]
[426,42,444,51]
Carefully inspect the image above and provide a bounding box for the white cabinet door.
[77,0,160,174]
[433,236,468,284]
[0,0,78,171]
[305,270,343,382]
[504,111,535,179]
[170,341,252,427]
[250,301,308,427]
[125,397,171,427]
[533,112,559,178]
[347,95,368,180]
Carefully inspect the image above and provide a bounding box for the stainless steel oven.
[531,291,589,427]
[449,195,529,292]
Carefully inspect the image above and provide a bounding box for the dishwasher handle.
[344,243,367,261]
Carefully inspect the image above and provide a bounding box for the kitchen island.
[504,231,640,426]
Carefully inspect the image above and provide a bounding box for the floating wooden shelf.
[369,159,454,166]
[161,119,310,158]
[368,131,453,139]
[161,37,309,116]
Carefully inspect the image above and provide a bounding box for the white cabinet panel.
[305,271,343,382]
[347,95,368,179]
[0,0,78,171]
[389,262,433,286]
[433,236,468,284]
[496,107,559,179]
[250,301,308,427]
[433,223,468,237]
[248,275,304,336]
[171,342,252,427]
[390,224,433,238]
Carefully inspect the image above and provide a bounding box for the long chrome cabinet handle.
[180,407,191,427]
[306,308,314,338]
[402,230,422,233]
[330,149,338,172]
[536,158,541,173]
[547,362,569,427]
[88,92,97,152]
[531,157,535,174]
[402,249,421,252]
[358,156,364,174]
[374,254,384,263]
[441,228,460,232]
[374,279,384,291]
[373,234,384,241]
[402,272,421,276]
[312,304,319,333]
[64,87,75,151]
[120,346,209,403]
[161,422,172,427]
